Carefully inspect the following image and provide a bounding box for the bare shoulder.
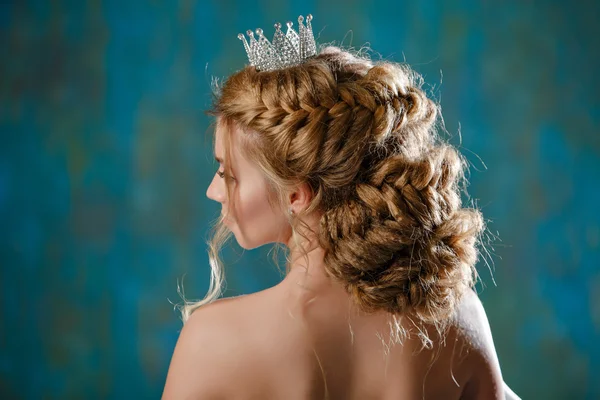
[161,293,267,399]
[451,288,506,399]
[453,288,498,354]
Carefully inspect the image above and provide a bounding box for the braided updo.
[184,46,486,330]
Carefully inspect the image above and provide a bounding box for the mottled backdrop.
[1,0,599,399]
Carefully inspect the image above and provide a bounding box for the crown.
[237,14,318,72]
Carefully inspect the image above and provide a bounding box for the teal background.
[1,0,599,398]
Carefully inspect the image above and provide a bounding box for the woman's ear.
[288,182,313,214]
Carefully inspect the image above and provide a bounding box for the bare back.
[216,280,505,400]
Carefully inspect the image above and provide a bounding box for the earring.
[289,207,294,216]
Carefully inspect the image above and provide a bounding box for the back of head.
[205,44,485,332]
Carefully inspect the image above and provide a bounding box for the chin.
[233,230,267,251]
[225,220,275,250]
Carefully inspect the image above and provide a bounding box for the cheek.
[232,183,284,244]
[236,186,276,224]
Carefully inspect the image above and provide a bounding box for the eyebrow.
[215,156,232,170]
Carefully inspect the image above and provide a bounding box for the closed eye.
[217,170,235,181]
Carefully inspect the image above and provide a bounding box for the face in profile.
[205,119,291,249]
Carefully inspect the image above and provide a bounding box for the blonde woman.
[163,15,519,400]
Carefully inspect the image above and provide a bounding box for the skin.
[162,120,519,399]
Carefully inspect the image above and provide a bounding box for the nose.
[206,173,226,204]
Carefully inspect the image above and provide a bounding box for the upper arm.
[161,304,248,399]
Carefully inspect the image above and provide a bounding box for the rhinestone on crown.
[237,14,317,72]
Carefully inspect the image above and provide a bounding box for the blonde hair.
[177,45,487,341]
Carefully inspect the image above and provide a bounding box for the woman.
[163,15,519,399]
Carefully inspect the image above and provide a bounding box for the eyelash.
[217,170,235,181]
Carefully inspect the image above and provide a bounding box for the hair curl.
[179,45,487,339]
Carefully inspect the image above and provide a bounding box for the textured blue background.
[1,1,599,399]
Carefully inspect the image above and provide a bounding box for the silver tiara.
[237,14,317,72]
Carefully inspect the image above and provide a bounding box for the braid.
[210,45,486,331]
